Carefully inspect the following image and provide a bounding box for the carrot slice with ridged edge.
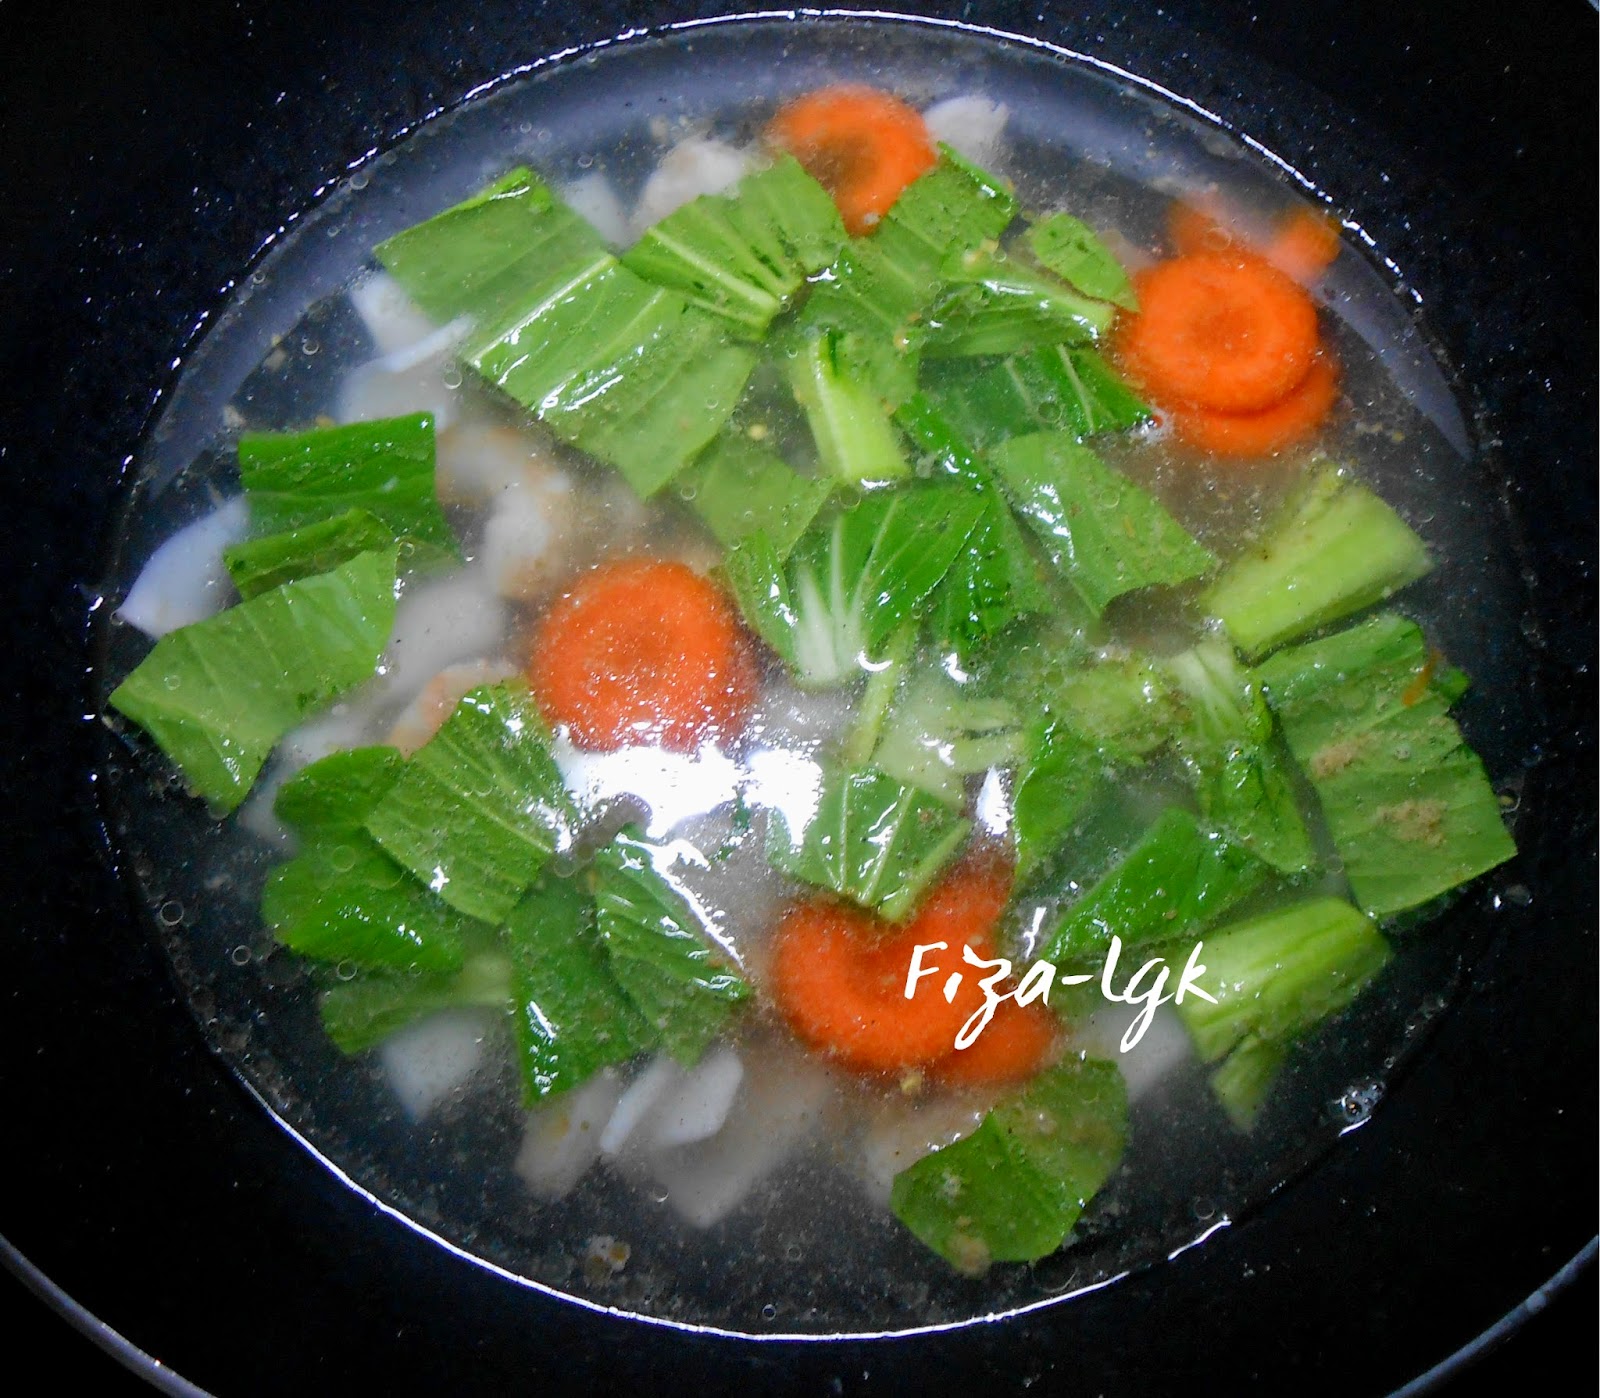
[766,84,937,236]
[1265,207,1342,284]
[528,558,757,752]
[1168,198,1341,285]
[769,849,1013,1076]
[1169,352,1340,458]
[1117,251,1321,414]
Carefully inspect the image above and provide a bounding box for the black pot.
[2,2,1593,1392]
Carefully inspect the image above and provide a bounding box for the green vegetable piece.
[319,949,514,1056]
[922,249,1115,359]
[894,393,1051,661]
[1041,807,1266,966]
[1165,638,1315,875]
[504,874,656,1103]
[364,682,575,925]
[263,747,470,974]
[224,508,396,598]
[108,547,397,812]
[1207,1032,1288,1132]
[1011,720,1115,888]
[469,259,758,498]
[989,432,1215,615]
[923,345,1149,449]
[794,146,1018,403]
[593,831,750,1066]
[722,482,984,688]
[621,154,846,336]
[766,765,972,921]
[890,1058,1127,1273]
[1257,614,1516,916]
[1176,895,1392,1064]
[236,413,458,565]
[1027,213,1138,310]
[870,664,1023,807]
[375,165,604,331]
[1203,466,1433,658]
[676,432,832,560]
[784,331,913,485]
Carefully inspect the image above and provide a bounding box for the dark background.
[1,2,1593,1393]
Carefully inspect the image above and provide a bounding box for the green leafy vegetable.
[224,508,396,599]
[1041,807,1266,966]
[1011,720,1115,887]
[235,413,458,567]
[319,948,513,1055]
[784,331,913,485]
[890,1058,1127,1273]
[1207,1033,1288,1132]
[869,664,1023,806]
[263,747,470,974]
[1165,638,1315,875]
[922,249,1116,358]
[1027,213,1138,310]
[989,431,1215,615]
[375,165,603,331]
[894,393,1050,661]
[108,547,397,812]
[1256,613,1516,916]
[593,831,750,1065]
[1203,466,1433,658]
[722,482,983,688]
[1176,895,1392,1066]
[621,155,846,335]
[504,874,656,1102]
[766,765,972,921]
[364,682,574,925]
[675,432,833,560]
[922,345,1149,448]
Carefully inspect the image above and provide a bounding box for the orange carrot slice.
[767,84,936,236]
[1166,198,1239,256]
[769,850,1013,1076]
[1169,352,1340,459]
[529,558,757,752]
[932,994,1062,1087]
[1118,252,1321,414]
[1265,207,1342,284]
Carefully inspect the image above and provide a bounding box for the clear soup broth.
[95,18,1526,1334]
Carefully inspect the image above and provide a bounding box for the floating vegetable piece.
[224,507,396,599]
[890,1057,1127,1273]
[1028,211,1139,309]
[1175,895,1392,1065]
[989,431,1215,615]
[504,874,657,1103]
[1257,613,1516,916]
[1041,807,1265,967]
[235,412,458,568]
[675,433,833,560]
[766,765,972,921]
[529,559,758,753]
[767,84,937,236]
[364,682,575,925]
[108,547,398,812]
[593,830,750,1066]
[923,344,1150,448]
[621,154,846,334]
[1203,466,1433,658]
[264,746,470,974]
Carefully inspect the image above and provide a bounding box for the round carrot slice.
[766,84,936,236]
[1169,352,1340,459]
[769,850,1014,1076]
[529,558,757,752]
[1118,251,1320,414]
[1265,207,1342,285]
[1166,198,1238,256]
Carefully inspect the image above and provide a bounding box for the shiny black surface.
[1,2,1593,1392]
